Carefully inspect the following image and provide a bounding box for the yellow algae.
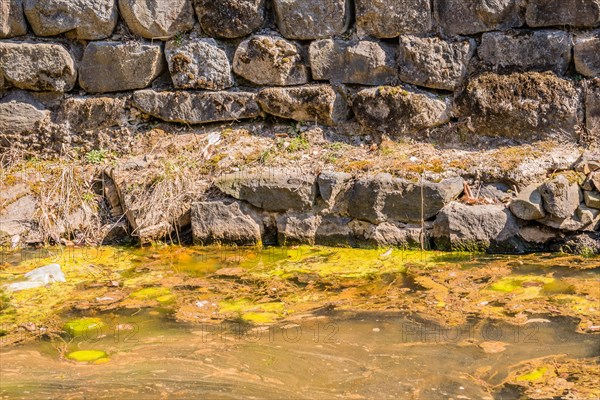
[516,367,548,382]
[63,318,105,337]
[67,350,108,363]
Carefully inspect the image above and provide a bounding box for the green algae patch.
[218,299,286,324]
[516,367,548,382]
[489,276,554,293]
[130,287,171,300]
[67,350,108,363]
[63,318,105,337]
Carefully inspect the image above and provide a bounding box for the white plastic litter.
[6,264,66,292]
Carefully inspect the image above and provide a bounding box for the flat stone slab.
[0,42,77,92]
[398,35,475,91]
[192,201,262,245]
[0,99,48,134]
[479,30,572,74]
[132,90,261,124]
[574,33,600,78]
[355,0,432,38]
[309,39,397,85]
[24,0,117,40]
[273,0,350,40]
[233,35,308,86]
[434,0,526,36]
[79,41,165,94]
[526,0,600,28]
[257,85,348,126]
[352,86,451,136]
[194,0,266,39]
[118,0,195,39]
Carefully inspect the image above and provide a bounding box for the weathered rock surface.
[479,30,572,74]
[58,96,130,132]
[539,175,582,218]
[192,201,262,245]
[233,35,308,86]
[309,39,397,85]
[118,0,195,39]
[0,186,37,238]
[456,72,582,140]
[509,184,545,220]
[398,36,475,91]
[273,0,349,40]
[276,213,320,244]
[0,42,76,92]
[592,171,600,191]
[556,232,600,255]
[351,220,422,247]
[24,0,117,40]
[434,0,526,36]
[194,0,265,39]
[355,0,432,38]
[526,0,600,28]
[0,99,48,134]
[586,79,600,143]
[352,87,451,136]
[539,205,600,232]
[433,202,522,252]
[315,216,354,246]
[257,85,347,126]
[1,0,28,38]
[317,171,352,207]
[215,169,318,212]
[79,42,165,93]
[165,38,233,90]
[132,90,261,124]
[348,174,464,224]
[584,191,600,209]
[575,34,600,78]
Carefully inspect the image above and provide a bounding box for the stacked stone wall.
[1,0,599,154]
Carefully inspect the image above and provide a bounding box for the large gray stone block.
[194,0,265,39]
[1,0,28,38]
[574,33,600,78]
[0,42,77,92]
[79,41,165,93]
[24,0,117,40]
[132,90,261,124]
[526,0,600,28]
[118,0,195,39]
[273,0,350,40]
[355,0,432,38]
[192,201,262,245]
[434,0,526,36]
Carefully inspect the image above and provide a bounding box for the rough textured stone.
[215,169,318,212]
[0,99,48,135]
[233,35,308,86]
[434,0,526,36]
[352,86,451,136]
[351,220,422,247]
[194,0,265,39]
[509,184,545,220]
[165,38,233,90]
[118,0,194,39]
[584,191,600,209]
[309,39,397,85]
[586,79,600,143]
[276,213,319,244]
[539,175,582,218]
[526,0,600,28]
[0,42,76,92]
[0,190,37,238]
[24,0,117,40]
[479,30,572,74]
[592,171,600,191]
[58,96,130,132]
[79,42,165,94]
[556,232,600,254]
[348,174,464,224]
[433,202,522,253]
[398,36,475,91]
[574,33,600,78]
[315,216,353,246]
[273,0,350,40]
[257,85,348,126]
[132,90,261,124]
[317,171,352,207]
[1,0,28,38]
[355,0,432,38]
[519,225,561,244]
[456,72,582,141]
[539,204,600,232]
[192,201,261,245]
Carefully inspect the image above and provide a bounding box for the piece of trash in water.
[5,264,66,292]
[380,248,393,257]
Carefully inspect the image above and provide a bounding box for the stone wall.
[1,0,600,154]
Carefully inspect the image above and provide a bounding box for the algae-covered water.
[1,246,599,399]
